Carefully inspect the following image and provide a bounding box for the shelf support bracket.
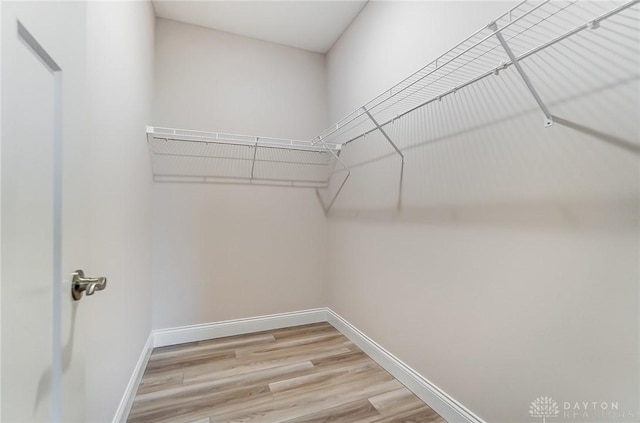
[250,138,258,180]
[488,21,554,127]
[363,106,405,211]
[315,141,351,216]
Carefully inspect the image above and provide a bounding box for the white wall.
[153,18,327,138]
[85,2,155,421]
[151,18,329,329]
[325,2,640,423]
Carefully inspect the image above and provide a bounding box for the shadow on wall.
[322,23,640,226]
[35,302,79,415]
[552,114,640,156]
[324,6,640,422]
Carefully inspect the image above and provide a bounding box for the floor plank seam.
[127,322,446,423]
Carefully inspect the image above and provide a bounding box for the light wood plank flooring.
[127,322,446,423]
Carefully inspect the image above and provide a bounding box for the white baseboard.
[326,309,485,423]
[112,332,154,423]
[116,308,483,423]
[152,308,328,347]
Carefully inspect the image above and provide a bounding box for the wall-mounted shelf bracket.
[488,21,554,127]
[315,138,351,215]
[250,138,259,178]
[363,106,405,210]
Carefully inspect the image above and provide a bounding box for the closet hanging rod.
[152,152,331,167]
[153,174,330,188]
[332,0,639,146]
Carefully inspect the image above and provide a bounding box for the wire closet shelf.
[147,0,639,213]
[310,0,639,213]
[146,126,344,188]
[313,0,639,148]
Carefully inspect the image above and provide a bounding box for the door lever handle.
[71,270,107,301]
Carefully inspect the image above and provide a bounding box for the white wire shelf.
[313,0,640,147]
[147,0,638,215]
[146,126,343,188]
[311,0,639,214]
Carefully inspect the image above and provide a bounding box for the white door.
[1,3,92,422]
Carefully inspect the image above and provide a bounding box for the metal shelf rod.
[153,136,336,154]
[250,140,258,179]
[314,138,351,215]
[152,151,330,167]
[152,126,332,148]
[154,175,329,189]
[363,107,404,210]
[488,21,553,126]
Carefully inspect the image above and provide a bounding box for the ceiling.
[152,1,368,54]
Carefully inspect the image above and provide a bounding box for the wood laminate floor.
[127,322,446,423]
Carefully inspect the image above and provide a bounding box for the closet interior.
[147,0,639,213]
